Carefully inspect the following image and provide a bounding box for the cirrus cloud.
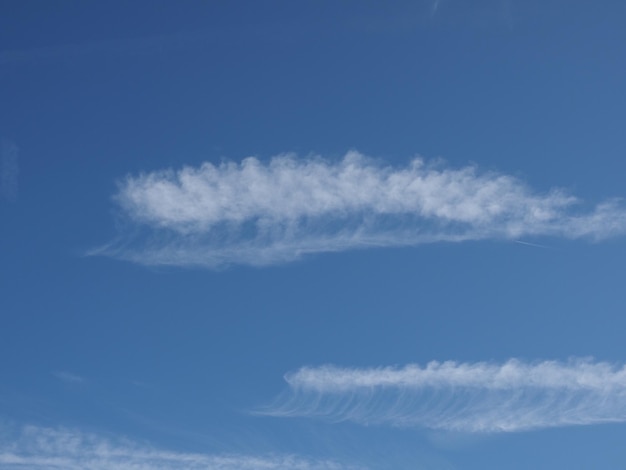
[0,424,357,470]
[261,358,626,433]
[95,151,626,268]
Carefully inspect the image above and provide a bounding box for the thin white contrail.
[513,239,550,249]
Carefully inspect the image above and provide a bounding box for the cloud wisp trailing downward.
[0,425,357,470]
[98,151,626,268]
[261,359,626,433]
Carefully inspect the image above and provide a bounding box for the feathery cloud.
[262,359,626,432]
[0,425,356,470]
[97,151,626,268]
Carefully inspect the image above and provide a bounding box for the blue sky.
[2,1,626,468]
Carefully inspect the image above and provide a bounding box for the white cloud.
[262,359,626,432]
[98,151,626,268]
[0,425,356,470]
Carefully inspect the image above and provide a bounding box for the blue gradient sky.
[2,1,626,469]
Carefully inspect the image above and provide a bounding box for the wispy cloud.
[430,0,443,17]
[1,139,18,203]
[0,424,358,470]
[262,359,626,433]
[96,151,626,268]
[52,371,85,384]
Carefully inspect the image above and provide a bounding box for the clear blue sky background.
[2,1,626,469]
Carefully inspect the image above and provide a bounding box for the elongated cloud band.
[99,151,626,267]
[0,425,354,470]
[262,359,626,432]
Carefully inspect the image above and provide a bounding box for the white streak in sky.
[513,240,550,249]
[0,425,356,470]
[262,359,626,433]
[1,139,18,202]
[431,0,442,17]
[97,151,626,268]
[52,371,85,384]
